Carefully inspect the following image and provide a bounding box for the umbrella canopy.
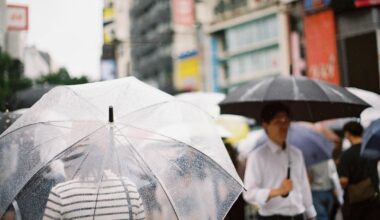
[287,124,334,167]
[7,86,54,111]
[347,87,380,128]
[239,123,334,167]
[219,75,369,122]
[175,92,225,118]
[361,118,380,159]
[320,88,380,131]
[0,77,243,219]
[175,92,232,138]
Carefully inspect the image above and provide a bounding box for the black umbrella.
[219,75,370,122]
[7,86,54,111]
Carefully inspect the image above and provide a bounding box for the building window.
[226,14,278,52]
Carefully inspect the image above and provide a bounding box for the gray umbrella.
[219,75,370,122]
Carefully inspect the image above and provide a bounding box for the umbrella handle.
[281,167,291,198]
[109,106,114,123]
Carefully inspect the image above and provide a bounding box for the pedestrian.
[308,159,343,220]
[337,121,380,220]
[244,102,316,220]
[42,141,145,220]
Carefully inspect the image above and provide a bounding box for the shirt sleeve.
[243,151,271,206]
[43,187,62,220]
[299,152,317,218]
[328,159,344,205]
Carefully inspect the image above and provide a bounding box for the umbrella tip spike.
[109,106,114,123]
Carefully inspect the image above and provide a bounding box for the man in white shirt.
[244,102,316,220]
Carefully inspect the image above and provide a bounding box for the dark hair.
[260,102,290,123]
[343,121,363,137]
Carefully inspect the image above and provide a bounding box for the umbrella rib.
[261,77,276,101]
[112,125,181,220]
[117,100,172,120]
[310,80,333,103]
[113,79,133,111]
[116,123,244,187]
[112,134,143,220]
[0,120,101,139]
[92,164,108,220]
[69,148,91,180]
[66,87,107,117]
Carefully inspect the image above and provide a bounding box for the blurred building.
[129,0,200,93]
[0,0,6,51]
[23,46,55,79]
[4,4,28,61]
[101,0,133,80]
[205,0,295,91]
[1,4,56,80]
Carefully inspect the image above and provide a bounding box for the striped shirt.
[43,173,145,220]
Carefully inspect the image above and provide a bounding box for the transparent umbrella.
[0,77,243,220]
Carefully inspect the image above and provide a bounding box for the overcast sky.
[7,0,103,80]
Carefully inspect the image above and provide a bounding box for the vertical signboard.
[171,0,195,26]
[7,5,28,31]
[174,50,201,91]
[304,9,340,85]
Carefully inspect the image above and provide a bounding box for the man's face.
[263,111,290,145]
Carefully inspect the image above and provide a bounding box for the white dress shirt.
[243,138,316,218]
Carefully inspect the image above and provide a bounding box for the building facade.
[129,0,201,93]
[303,0,380,93]
[205,0,293,92]
[101,0,133,80]
[23,46,53,79]
[0,0,6,51]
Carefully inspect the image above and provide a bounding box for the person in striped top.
[43,170,145,220]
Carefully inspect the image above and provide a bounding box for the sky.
[7,0,103,80]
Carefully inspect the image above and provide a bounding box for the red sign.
[172,0,195,26]
[7,5,29,31]
[304,9,340,85]
[355,0,380,7]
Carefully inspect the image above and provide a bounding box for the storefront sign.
[355,0,380,7]
[304,0,331,12]
[304,9,340,85]
[174,50,201,91]
[172,0,195,26]
[7,5,28,31]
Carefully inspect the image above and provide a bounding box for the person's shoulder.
[51,179,79,194]
[288,145,302,156]
[247,142,268,159]
[341,144,359,157]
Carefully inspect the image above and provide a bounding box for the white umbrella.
[346,87,380,128]
[175,92,225,118]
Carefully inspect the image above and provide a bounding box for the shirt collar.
[267,138,285,153]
